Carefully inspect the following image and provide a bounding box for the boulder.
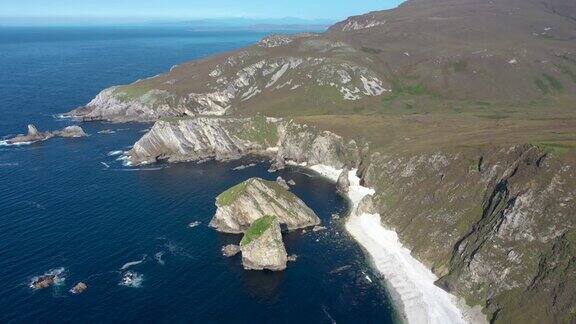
[71,282,88,294]
[55,126,87,138]
[240,216,287,271]
[222,244,241,257]
[276,176,289,189]
[32,275,56,289]
[336,167,350,194]
[357,195,376,215]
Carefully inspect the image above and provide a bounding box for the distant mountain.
[0,16,334,31]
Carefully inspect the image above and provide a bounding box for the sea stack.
[240,215,287,271]
[336,167,350,194]
[5,124,86,145]
[209,178,320,233]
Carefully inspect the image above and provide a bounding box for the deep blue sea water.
[0,27,397,323]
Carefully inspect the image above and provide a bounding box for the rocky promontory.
[3,124,86,145]
[127,116,280,165]
[209,177,320,233]
[239,215,288,271]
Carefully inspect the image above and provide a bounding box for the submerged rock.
[312,225,327,232]
[210,178,320,233]
[276,176,289,189]
[222,244,241,257]
[5,124,86,145]
[240,215,287,271]
[70,282,88,294]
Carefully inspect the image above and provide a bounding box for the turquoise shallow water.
[0,26,397,323]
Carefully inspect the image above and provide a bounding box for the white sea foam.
[107,150,124,156]
[155,252,165,265]
[188,221,201,228]
[0,140,33,147]
[120,255,147,270]
[0,162,18,167]
[309,164,474,324]
[116,155,132,167]
[119,271,143,288]
[233,163,257,171]
[100,162,110,168]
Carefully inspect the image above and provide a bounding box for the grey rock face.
[240,217,287,271]
[210,178,320,234]
[356,195,376,215]
[222,245,241,257]
[54,126,87,138]
[70,282,88,294]
[66,87,177,123]
[5,124,86,145]
[278,123,348,169]
[276,176,289,189]
[336,167,350,194]
[127,117,279,165]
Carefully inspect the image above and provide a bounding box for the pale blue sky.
[0,0,403,20]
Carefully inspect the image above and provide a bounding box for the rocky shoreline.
[105,112,576,323]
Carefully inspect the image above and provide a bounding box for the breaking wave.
[0,140,32,147]
[120,255,147,270]
[119,271,143,288]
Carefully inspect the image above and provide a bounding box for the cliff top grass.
[233,115,279,146]
[240,215,276,246]
[217,177,296,207]
[217,180,250,206]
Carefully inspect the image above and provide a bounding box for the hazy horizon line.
[0,16,339,27]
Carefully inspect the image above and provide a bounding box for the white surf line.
[309,164,471,324]
[120,255,147,270]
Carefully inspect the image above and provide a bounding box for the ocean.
[0,26,397,323]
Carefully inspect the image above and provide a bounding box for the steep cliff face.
[210,178,320,233]
[240,215,288,271]
[359,145,576,323]
[127,116,279,165]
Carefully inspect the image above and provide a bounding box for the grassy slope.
[241,215,276,246]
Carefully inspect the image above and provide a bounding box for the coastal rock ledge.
[209,178,320,233]
[240,215,287,271]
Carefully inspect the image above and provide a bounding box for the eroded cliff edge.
[122,116,575,323]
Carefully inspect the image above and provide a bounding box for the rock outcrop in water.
[70,282,88,294]
[336,166,350,194]
[222,244,241,257]
[210,178,320,233]
[31,275,56,289]
[4,124,86,145]
[240,215,288,271]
